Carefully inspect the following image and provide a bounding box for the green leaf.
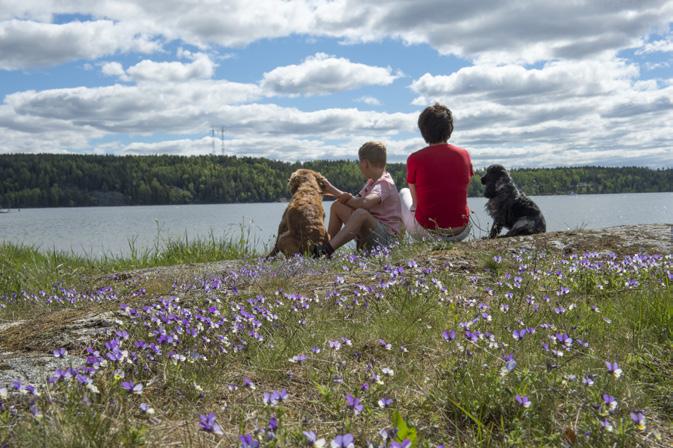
[391,410,418,446]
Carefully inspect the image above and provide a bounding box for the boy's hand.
[336,192,353,204]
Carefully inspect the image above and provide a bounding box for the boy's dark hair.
[358,141,387,167]
[418,103,454,144]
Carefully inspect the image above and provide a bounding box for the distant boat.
[0,209,9,214]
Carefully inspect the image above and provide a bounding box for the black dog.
[481,164,546,238]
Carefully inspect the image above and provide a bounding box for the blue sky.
[1,1,673,168]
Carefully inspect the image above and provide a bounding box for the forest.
[0,154,671,208]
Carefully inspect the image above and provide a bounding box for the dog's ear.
[288,171,303,195]
[315,172,327,192]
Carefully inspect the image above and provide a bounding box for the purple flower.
[303,431,326,447]
[240,434,260,448]
[263,389,288,406]
[515,394,531,408]
[630,411,646,431]
[602,393,618,412]
[512,328,527,341]
[330,433,354,448]
[582,375,595,386]
[390,440,412,448]
[501,354,516,374]
[345,394,364,415]
[121,381,143,395]
[242,377,256,389]
[555,333,573,348]
[378,339,392,350]
[289,354,307,363]
[605,361,622,379]
[442,329,456,342]
[53,347,67,358]
[199,413,223,435]
[328,340,342,351]
[268,415,278,432]
[378,397,393,408]
[600,418,614,432]
[139,403,155,415]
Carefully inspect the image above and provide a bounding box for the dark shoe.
[312,242,333,259]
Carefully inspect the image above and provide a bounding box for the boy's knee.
[351,208,370,220]
[330,201,346,212]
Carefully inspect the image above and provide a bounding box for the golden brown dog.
[267,169,329,257]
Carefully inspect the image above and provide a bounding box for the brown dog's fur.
[267,169,329,257]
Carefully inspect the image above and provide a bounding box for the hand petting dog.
[481,164,546,238]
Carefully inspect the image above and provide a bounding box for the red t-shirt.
[406,143,473,229]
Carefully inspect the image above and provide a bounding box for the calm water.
[1,192,671,257]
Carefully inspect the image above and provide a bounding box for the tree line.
[0,154,671,208]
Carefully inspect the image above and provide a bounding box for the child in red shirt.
[400,103,473,240]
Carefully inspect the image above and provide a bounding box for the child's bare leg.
[328,201,354,238]
[329,208,378,250]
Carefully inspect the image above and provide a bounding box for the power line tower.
[210,128,216,155]
[220,127,225,156]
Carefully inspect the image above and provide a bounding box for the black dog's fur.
[481,164,546,238]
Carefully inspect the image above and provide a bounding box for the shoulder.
[448,144,471,157]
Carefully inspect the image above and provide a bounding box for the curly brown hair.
[418,103,454,144]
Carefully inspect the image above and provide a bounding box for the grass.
[0,228,258,313]
[0,236,672,447]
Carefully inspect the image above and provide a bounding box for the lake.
[1,192,671,257]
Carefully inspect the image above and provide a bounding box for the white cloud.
[101,61,129,80]
[126,53,216,83]
[0,19,159,70]
[411,60,639,105]
[261,53,399,96]
[101,52,217,84]
[356,96,382,106]
[636,35,673,54]
[5,82,414,137]
[407,58,673,168]
[6,1,669,68]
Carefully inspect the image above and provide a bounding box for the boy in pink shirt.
[315,141,402,257]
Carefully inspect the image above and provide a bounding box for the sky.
[1,1,673,168]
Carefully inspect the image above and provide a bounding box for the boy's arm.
[343,192,380,210]
[322,178,344,197]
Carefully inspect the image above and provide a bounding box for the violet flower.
[390,440,411,448]
[602,393,618,412]
[304,431,326,447]
[345,394,364,415]
[605,361,622,379]
[240,434,260,448]
[442,329,456,342]
[378,397,393,408]
[331,433,354,448]
[630,411,646,431]
[515,394,531,408]
[121,381,143,395]
[199,413,223,435]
